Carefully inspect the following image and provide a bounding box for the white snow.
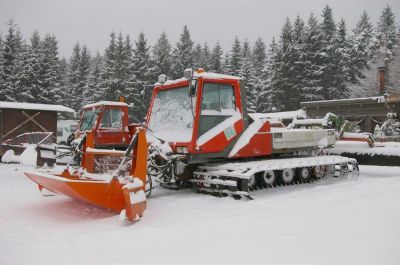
[82,101,128,109]
[1,144,37,165]
[0,101,75,113]
[301,96,386,105]
[129,189,146,204]
[249,109,307,121]
[123,178,146,204]
[156,72,241,86]
[1,150,19,163]
[291,112,335,127]
[123,178,144,190]
[194,71,241,80]
[85,147,125,155]
[1,163,400,265]
[329,141,400,156]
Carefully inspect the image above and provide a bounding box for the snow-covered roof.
[301,96,385,107]
[0,101,75,113]
[83,101,128,109]
[194,72,241,80]
[155,72,241,86]
[249,109,307,121]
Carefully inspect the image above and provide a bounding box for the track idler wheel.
[298,167,311,182]
[261,170,276,187]
[248,175,257,190]
[313,165,325,179]
[281,168,295,184]
[119,178,147,223]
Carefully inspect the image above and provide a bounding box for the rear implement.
[24,128,148,222]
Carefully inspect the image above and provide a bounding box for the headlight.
[176,146,188,154]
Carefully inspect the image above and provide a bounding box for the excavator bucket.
[24,128,148,222]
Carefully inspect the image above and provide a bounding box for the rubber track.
[190,155,358,199]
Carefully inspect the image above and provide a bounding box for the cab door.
[196,82,244,154]
[96,107,125,146]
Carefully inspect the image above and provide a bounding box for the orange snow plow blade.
[24,128,148,222]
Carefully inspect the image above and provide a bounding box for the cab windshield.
[79,109,98,131]
[148,86,195,142]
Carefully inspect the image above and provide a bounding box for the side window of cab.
[100,108,122,129]
[198,83,236,136]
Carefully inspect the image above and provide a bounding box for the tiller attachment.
[24,127,149,223]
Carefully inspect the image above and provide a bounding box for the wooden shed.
[0,101,75,142]
[300,94,400,133]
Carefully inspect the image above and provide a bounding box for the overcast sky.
[0,0,399,57]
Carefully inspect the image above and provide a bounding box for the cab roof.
[82,101,128,109]
[155,71,241,86]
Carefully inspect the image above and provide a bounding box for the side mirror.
[189,79,197,97]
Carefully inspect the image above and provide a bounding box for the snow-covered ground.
[1,163,400,265]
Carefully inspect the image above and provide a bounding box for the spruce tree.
[221,52,230,74]
[152,31,172,78]
[0,19,22,101]
[377,5,397,51]
[99,32,118,101]
[171,25,194,79]
[25,31,42,102]
[252,37,266,74]
[85,52,102,104]
[291,15,306,107]
[302,13,324,102]
[200,42,211,71]
[270,18,296,111]
[79,45,92,106]
[319,5,338,99]
[332,19,351,98]
[56,57,70,107]
[39,34,61,103]
[123,35,136,90]
[14,42,31,102]
[349,11,375,82]
[251,38,267,111]
[192,43,202,69]
[239,40,257,112]
[209,42,223,72]
[68,42,82,110]
[132,32,153,118]
[257,37,277,112]
[228,37,241,76]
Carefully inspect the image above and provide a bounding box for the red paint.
[196,119,244,154]
[231,121,273,158]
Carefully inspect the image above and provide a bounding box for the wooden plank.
[2,112,41,139]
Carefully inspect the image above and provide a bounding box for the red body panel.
[231,121,273,158]
[196,119,244,154]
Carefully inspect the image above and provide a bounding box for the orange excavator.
[25,69,359,222]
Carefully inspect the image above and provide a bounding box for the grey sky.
[0,0,399,57]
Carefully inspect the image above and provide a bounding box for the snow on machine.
[24,69,359,222]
